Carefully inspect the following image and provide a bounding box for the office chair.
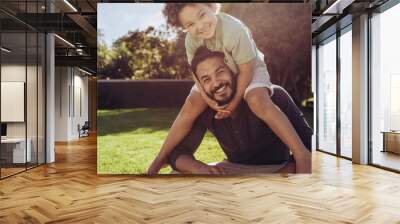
[79,121,90,138]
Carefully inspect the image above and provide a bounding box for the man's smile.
[215,85,226,94]
[211,82,229,97]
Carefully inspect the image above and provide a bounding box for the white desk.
[1,138,31,163]
[382,131,400,154]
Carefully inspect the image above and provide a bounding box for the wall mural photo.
[97,3,313,175]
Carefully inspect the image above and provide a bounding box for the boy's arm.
[185,34,200,65]
[220,18,258,114]
[224,59,255,112]
[186,35,221,112]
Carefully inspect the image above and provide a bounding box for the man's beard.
[204,77,237,106]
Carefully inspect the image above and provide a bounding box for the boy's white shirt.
[185,12,268,76]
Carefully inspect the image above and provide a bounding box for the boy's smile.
[179,4,218,40]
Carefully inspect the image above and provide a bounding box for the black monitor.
[1,123,7,137]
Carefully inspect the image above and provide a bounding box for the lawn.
[97,108,225,174]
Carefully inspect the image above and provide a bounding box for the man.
[168,46,312,174]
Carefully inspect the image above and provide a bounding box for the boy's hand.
[215,109,231,119]
[214,97,241,119]
[214,103,231,119]
[208,102,230,119]
[208,99,223,111]
[147,157,168,175]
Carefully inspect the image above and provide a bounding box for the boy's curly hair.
[163,3,220,28]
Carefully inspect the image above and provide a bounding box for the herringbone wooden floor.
[1,135,400,224]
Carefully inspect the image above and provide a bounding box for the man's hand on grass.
[147,157,168,175]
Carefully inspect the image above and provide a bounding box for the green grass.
[97,108,225,174]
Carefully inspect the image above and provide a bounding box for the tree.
[101,26,191,80]
[97,30,113,79]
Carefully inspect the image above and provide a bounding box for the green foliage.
[97,108,225,174]
[98,26,191,80]
[97,30,113,79]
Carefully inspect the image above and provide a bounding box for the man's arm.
[167,116,207,173]
[167,114,227,174]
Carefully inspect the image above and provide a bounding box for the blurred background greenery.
[97,3,312,105]
[98,26,191,80]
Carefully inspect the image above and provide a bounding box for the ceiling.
[1,0,99,74]
[0,0,394,75]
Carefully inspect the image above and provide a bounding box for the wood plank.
[0,134,399,223]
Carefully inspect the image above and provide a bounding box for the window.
[339,27,352,158]
[370,2,400,171]
[317,35,337,154]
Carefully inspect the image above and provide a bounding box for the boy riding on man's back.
[148,3,311,174]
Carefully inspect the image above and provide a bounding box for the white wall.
[73,72,89,137]
[55,67,69,141]
[55,67,89,141]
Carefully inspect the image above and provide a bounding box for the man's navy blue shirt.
[168,85,313,170]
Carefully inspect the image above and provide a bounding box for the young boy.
[148,3,311,174]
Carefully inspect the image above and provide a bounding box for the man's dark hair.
[191,46,236,106]
[190,46,225,80]
[163,3,215,28]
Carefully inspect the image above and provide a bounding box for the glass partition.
[317,35,337,154]
[0,1,46,179]
[370,3,400,171]
[1,30,28,177]
[27,31,38,169]
[339,27,352,158]
[38,32,45,165]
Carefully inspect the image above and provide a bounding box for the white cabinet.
[1,138,32,163]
